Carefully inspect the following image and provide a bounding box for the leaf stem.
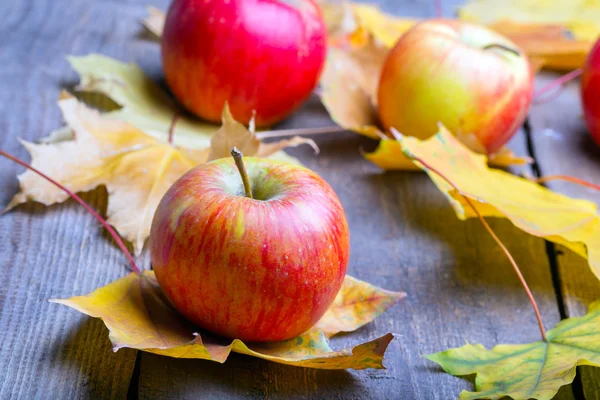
[168,112,180,145]
[256,125,346,140]
[413,157,547,341]
[534,174,600,192]
[533,69,582,102]
[230,147,253,199]
[0,149,141,274]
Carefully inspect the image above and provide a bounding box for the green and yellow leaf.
[427,299,600,400]
[8,94,311,254]
[52,271,404,369]
[397,125,600,279]
[7,95,208,255]
[69,54,216,149]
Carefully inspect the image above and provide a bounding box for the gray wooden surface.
[529,74,600,400]
[0,0,597,399]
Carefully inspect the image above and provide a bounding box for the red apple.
[378,20,534,154]
[161,0,327,127]
[149,156,349,342]
[581,37,600,146]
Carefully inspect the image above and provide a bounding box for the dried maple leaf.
[207,104,318,162]
[140,5,528,168]
[8,94,313,255]
[364,132,532,171]
[143,6,164,38]
[428,299,600,400]
[315,275,406,338]
[459,0,599,71]
[144,3,594,72]
[69,54,216,149]
[398,125,600,278]
[316,5,529,168]
[319,39,387,140]
[488,21,591,72]
[7,95,208,255]
[52,270,404,369]
[321,0,593,71]
[459,0,600,42]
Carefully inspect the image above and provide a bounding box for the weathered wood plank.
[137,103,570,399]
[0,0,173,397]
[134,1,572,399]
[0,0,581,398]
[529,72,600,400]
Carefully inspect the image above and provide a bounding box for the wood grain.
[135,1,569,397]
[529,72,600,400]
[0,0,170,397]
[0,0,591,398]
[137,101,572,399]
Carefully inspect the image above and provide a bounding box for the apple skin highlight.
[378,20,534,154]
[161,0,327,127]
[149,157,349,342]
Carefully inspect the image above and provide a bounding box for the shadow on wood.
[138,352,367,400]
[49,315,137,398]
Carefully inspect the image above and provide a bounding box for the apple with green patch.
[161,0,327,127]
[149,149,350,342]
[378,19,534,154]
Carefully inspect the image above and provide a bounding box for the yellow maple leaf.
[139,5,529,169]
[52,270,404,369]
[460,0,598,71]
[7,95,313,255]
[398,125,600,278]
[69,54,216,149]
[488,20,591,71]
[316,275,406,338]
[319,38,387,141]
[460,0,600,42]
[316,5,531,168]
[321,0,593,71]
[145,3,592,72]
[207,104,318,162]
[350,3,416,48]
[7,95,207,255]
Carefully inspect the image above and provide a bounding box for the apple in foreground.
[149,154,349,342]
[378,19,534,154]
[581,36,600,146]
[161,0,327,127]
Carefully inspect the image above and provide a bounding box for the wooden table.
[1,0,599,398]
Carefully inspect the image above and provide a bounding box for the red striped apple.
[582,37,600,146]
[161,0,327,127]
[149,154,349,342]
[378,20,534,154]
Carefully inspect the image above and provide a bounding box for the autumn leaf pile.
[3,0,600,398]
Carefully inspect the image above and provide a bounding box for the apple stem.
[256,125,346,140]
[533,68,583,102]
[0,149,141,274]
[534,174,600,192]
[412,156,547,342]
[230,147,253,199]
[168,112,180,145]
[482,43,521,57]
